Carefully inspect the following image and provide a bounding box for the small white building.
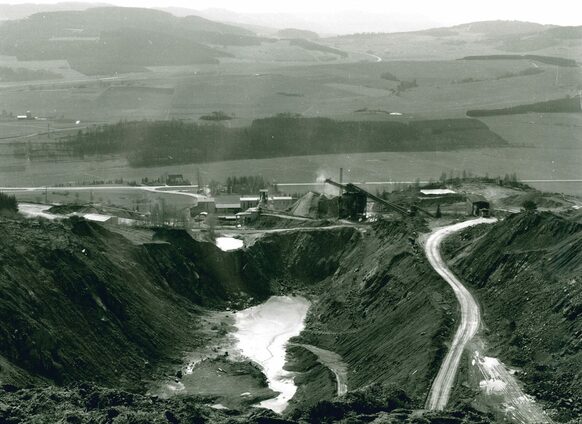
[420,189,457,196]
[80,213,119,225]
[239,194,294,211]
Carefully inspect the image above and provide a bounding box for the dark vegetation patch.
[460,54,577,67]
[63,116,507,167]
[199,111,233,121]
[467,95,581,117]
[277,92,304,97]
[380,71,399,81]
[443,212,582,421]
[0,67,62,82]
[0,192,17,214]
[288,39,348,57]
[452,67,544,84]
[394,79,418,95]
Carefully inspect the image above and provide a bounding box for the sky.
[2,0,581,31]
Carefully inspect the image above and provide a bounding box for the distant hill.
[0,2,109,21]
[451,20,554,35]
[460,54,578,67]
[0,7,260,74]
[467,95,582,117]
[277,28,319,40]
[325,20,581,62]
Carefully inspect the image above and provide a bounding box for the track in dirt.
[424,218,497,410]
[424,218,553,423]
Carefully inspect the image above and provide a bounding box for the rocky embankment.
[442,211,582,422]
[0,215,495,422]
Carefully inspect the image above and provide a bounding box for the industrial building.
[79,213,119,225]
[215,202,242,217]
[240,193,294,211]
[189,190,294,223]
[189,198,216,216]
[466,194,491,217]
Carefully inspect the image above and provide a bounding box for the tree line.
[63,116,506,167]
[0,192,17,213]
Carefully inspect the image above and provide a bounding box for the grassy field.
[1,56,577,125]
[1,122,580,197]
[0,38,579,198]
[323,23,582,63]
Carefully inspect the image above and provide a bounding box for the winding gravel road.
[424,218,497,410]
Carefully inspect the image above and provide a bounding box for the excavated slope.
[443,211,582,422]
[0,215,491,423]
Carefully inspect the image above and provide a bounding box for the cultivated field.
[0,23,580,198]
[1,119,581,197]
[1,57,578,126]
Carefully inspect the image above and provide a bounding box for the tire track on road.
[424,218,496,410]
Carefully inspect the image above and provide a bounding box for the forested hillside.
[64,116,507,167]
[0,8,262,74]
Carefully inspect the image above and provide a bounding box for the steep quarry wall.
[0,218,217,388]
[0,219,361,389]
[0,215,468,422]
[289,220,458,414]
[443,212,582,422]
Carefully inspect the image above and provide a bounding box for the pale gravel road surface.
[424,218,497,410]
[425,218,553,423]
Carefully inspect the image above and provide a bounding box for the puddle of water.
[216,236,244,251]
[234,296,310,413]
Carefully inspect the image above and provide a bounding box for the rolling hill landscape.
[0,6,580,190]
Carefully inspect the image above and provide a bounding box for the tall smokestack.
[339,167,343,195]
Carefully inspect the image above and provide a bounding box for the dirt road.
[424,218,553,422]
[291,343,348,396]
[424,218,497,410]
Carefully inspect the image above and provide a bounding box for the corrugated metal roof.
[82,213,115,222]
[420,189,456,195]
[216,203,241,209]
